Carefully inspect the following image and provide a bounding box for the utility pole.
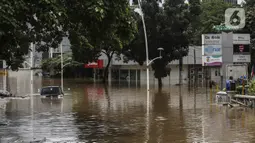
[194,49,197,88]
[3,60,7,92]
[60,43,64,91]
[179,57,183,85]
[30,43,34,94]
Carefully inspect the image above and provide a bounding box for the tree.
[242,0,255,70]
[41,53,82,76]
[187,0,202,45]
[243,0,255,50]
[66,0,136,83]
[124,0,190,88]
[199,0,232,34]
[0,0,67,70]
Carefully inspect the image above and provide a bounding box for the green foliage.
[0,0,66,70]
[242,1,255,65]
[248,80,255,95]
[41,53,82,72]
[187,0,202,45]
[0,0,137,72]
[124,0,190,80]
[66,0,137,64]
[200,0,232,34]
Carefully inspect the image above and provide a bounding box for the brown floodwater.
[1,79,255,142]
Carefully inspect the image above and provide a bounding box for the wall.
[170,46,202,65]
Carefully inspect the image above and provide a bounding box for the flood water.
[1,79,255,142]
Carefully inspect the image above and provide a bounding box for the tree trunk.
[158,78,162,89]
[102,52,114,84]
[103,60,110,83]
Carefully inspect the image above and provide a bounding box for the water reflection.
[2,79,255,142]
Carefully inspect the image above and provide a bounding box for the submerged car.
[40,86,64,98]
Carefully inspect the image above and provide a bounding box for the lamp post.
[135,0,149,91]
[134,4,164,91]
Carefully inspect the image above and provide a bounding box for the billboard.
[202,55,222,66]
[203,45,222,56]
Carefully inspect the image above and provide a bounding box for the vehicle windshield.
[41,87,61,95]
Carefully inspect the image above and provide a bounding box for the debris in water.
[155,116,167,121]
[0,90,12,97]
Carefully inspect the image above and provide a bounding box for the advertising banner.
[203,45,222,56]
[233,44,250,54]
[202,55,222,66]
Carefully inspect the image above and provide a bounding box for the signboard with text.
[202,34,222,45]
[84,60,103,68]
[233,34,250,44]
[233,55,251,63]
[203,45,222,56]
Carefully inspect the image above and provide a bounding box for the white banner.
[233,34,250,44]
[202,34,222,45]
[233,55,251,63]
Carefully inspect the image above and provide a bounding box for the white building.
[97,46,221,86]
[49,37,72,58]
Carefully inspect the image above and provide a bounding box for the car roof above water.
[41,86,61,89]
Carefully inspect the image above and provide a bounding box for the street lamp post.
[136,0,149,91]
[135,1,164,91]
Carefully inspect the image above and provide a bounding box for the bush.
[248,80,255,95]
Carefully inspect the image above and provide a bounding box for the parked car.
[40,86,64,98]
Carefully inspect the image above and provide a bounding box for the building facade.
[96,46,218,86]
[49,37,72,58]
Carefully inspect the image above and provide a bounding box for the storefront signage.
[233,34,250,44]
[202,55,222,66]
[84,60,103,68]
[202,34,222,45]
[203,45,222,56]
[233,55,251,63]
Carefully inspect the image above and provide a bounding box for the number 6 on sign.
[225,8,245,29]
